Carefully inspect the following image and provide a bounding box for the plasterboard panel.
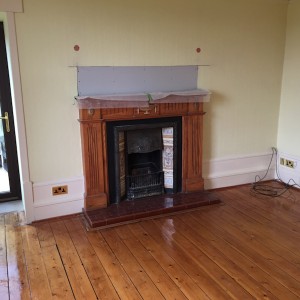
[0,0,23,12]
[77,66,198,96]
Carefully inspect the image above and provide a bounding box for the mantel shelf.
[76,89,211,109]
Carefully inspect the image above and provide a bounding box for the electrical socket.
[286,160,295,168]
[52,185,68,196]
[280,157,295,169]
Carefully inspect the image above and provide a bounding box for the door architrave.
[0,12,34,222]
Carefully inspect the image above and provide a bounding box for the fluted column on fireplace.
[79,110,108,210]
[182,107,205,192]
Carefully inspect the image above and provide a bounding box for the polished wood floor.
[1,183,300,299]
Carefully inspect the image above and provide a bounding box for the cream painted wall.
[277,0,300,156]
[14,0,287,183]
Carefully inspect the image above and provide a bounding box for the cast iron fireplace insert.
[106,117,182,204]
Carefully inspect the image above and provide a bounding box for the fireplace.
[106,117,182,204]
[78,100,206,211]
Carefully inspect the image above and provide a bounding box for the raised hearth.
[83,191,221,228]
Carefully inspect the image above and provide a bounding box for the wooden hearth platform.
[83,191,221,229]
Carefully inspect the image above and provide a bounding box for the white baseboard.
[31,153,277,221]
[32,176,84,221]
[276,151,300,187]
[203,153,275,190]
[22,180,34,223]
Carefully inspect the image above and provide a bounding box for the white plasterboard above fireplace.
[77,65,199,95]
[75,65,211,108]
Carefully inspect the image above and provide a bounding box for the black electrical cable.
[251,147,300,197]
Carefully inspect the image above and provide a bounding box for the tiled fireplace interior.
[106,117,182,204]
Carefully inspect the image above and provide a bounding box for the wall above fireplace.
[75,65,211,109]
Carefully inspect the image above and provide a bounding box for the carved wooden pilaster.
[182,103,205,192]
[79,112,108,210]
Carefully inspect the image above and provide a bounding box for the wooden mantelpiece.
[79,101,205,211]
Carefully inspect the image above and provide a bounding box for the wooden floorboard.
[0,214,9,300]
[101,228,165,300]
[6,225,31,300]
[1,182,300,299]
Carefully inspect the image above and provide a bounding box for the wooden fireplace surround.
[79,101,205,211]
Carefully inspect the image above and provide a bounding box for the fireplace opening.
[126,128,164,200]
[107,117,182,204]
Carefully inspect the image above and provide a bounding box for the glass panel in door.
[0,105,10,193]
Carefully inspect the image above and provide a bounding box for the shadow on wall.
[203,90,225,169]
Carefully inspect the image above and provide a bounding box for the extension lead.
[251,147,300,197]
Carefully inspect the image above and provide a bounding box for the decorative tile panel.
[162,127,174,189]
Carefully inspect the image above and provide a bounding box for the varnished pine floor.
[1,183,300,299]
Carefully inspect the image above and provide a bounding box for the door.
[0,21,21,202]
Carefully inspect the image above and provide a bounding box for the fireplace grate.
[127,163,164,200]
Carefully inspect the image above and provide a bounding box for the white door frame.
[1,12,34,223]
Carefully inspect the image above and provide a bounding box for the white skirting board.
[31,153,275,221]
[32,176,84,221]
[203,152,275,190]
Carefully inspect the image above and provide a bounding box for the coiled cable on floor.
[251,147,300,197]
